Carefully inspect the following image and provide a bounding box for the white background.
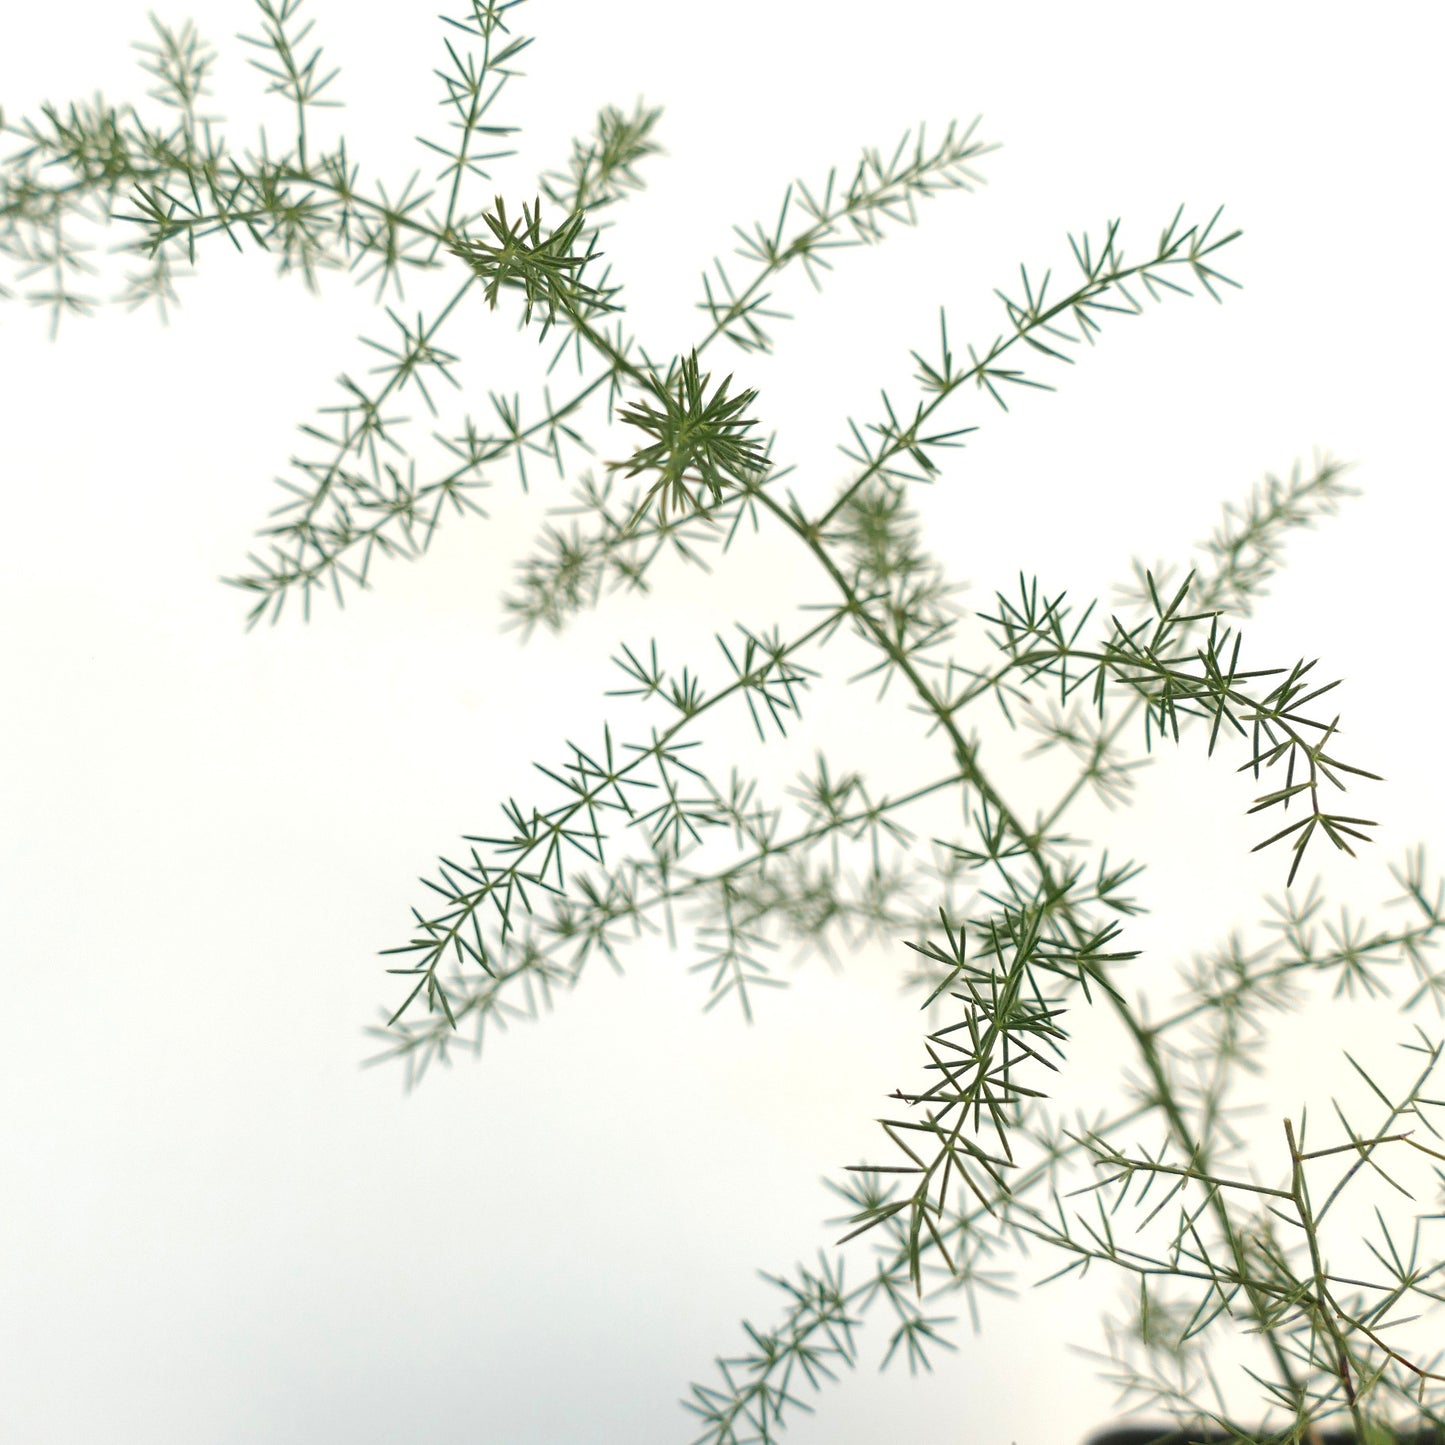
[3,2,1443,1442]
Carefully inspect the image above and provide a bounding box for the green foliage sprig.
[10,5,1445,1442]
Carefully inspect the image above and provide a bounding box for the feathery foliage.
[8,5,1442,1442]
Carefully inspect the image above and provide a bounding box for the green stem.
[742,477,1314,1414]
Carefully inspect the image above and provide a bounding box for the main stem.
[743,479,1314,1417]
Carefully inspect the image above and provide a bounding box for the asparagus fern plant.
[6,3,1443,1440]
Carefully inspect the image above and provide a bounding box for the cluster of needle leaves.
[9,4,1445,1443]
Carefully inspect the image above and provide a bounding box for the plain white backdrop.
[3,2,1443,1441]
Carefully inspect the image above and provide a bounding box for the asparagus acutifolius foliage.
[12,3,1445,1441]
